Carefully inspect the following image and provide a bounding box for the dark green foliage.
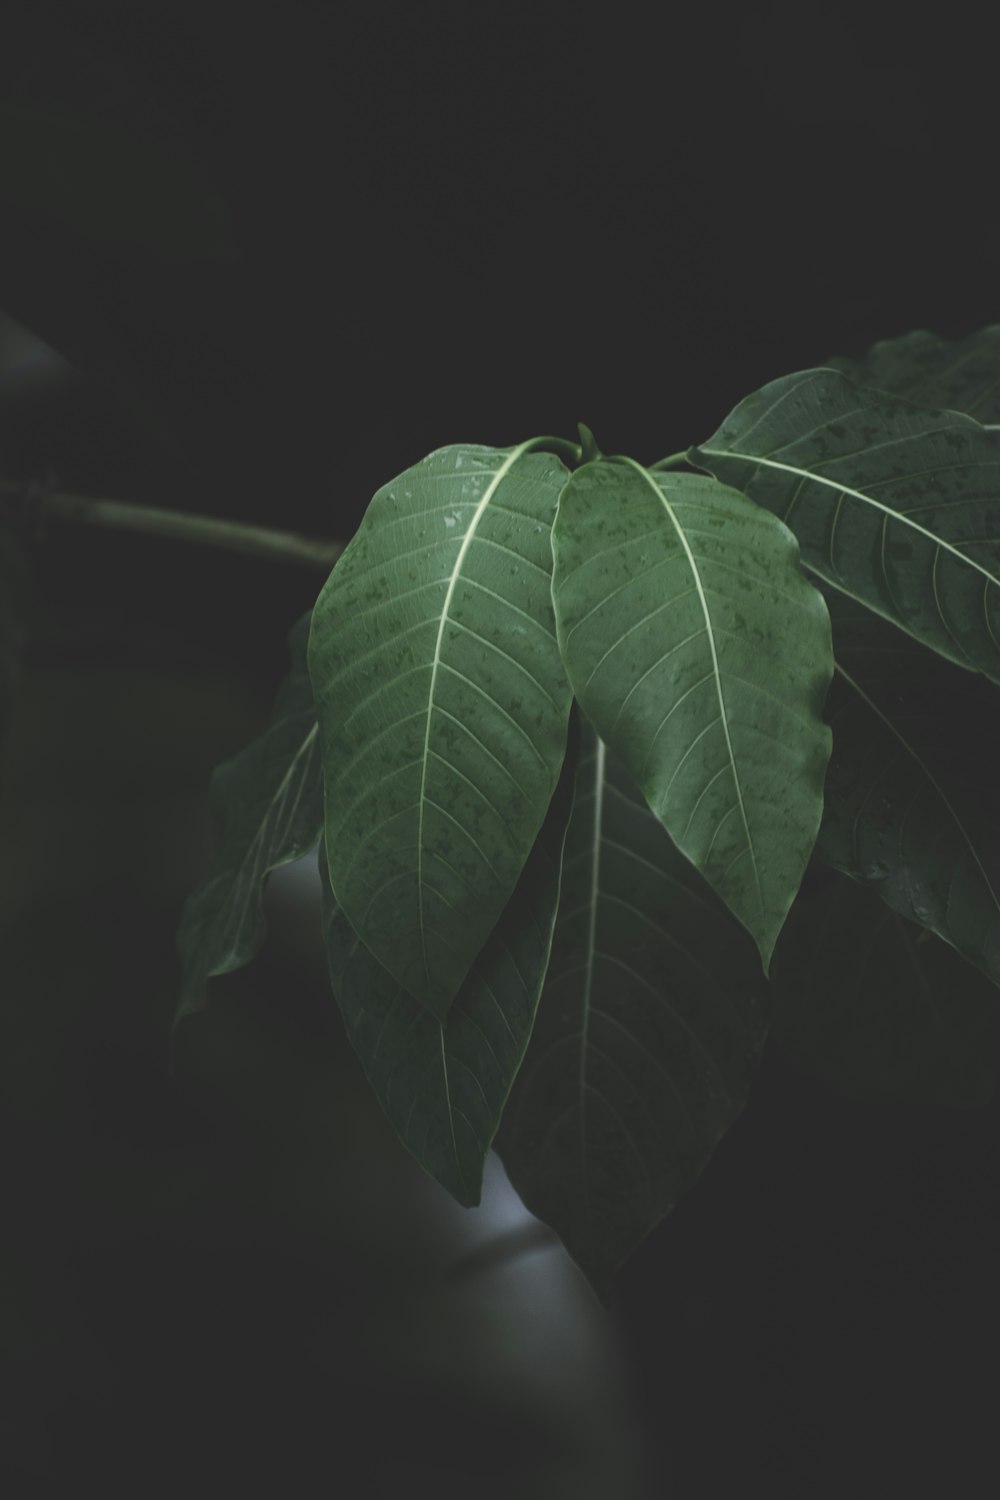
[550,460,832,969]
[320,725,577,1207]
[826,325,1000,424]
[773,868,1000,1108]
[496,724,771,1297]
[819,593,1000,986]
[170,325,1000,1296]
[308,442,573,1020]
[692,370,1000,682]
[175,614,323,1029]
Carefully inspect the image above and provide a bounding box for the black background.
[1,2,998,1495]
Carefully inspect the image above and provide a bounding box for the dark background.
[1,2,997,1495]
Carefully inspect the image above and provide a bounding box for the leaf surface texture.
[309,443,572,1018]
[827,324,1000,425]
[497,726,771,1298]
[551,460,832,968]
[320,734,577,1206]
[693,369,1000,682]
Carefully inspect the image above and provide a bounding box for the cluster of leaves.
[177,326,1000,1298]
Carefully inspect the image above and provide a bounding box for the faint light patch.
[0,309,75,394]
[440,1150,617,1378]
[268,854,589,1327]
[265,852,660,1494]
[262,847,327,985]
[266,845,325,913]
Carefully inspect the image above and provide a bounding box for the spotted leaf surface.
[308,442,573,1019]
[692,369,1000,682]
[826,323,1000,426]
[550,459,832,970]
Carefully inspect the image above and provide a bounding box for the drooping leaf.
[309,442,573,1020]
[818,593,1000,987]
[826,324,1000,426]
[495,725,772,1301]
[772,867,1000,1108]
[175,613,323,1029]
[692,369,1000,682]
[320,722,578,1207]
[550,459,832,970]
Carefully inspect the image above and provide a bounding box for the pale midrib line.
[438,1028,464,1194]
[416,442,533,991]
[578,739,606,1226]
[217,723,318,969]
[834,662,1000,918]
[636,463,764,916]
[703,448,1000,589]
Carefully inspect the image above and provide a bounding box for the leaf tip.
[577,423,602,464]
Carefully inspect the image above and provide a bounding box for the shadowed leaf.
[773,868,1000,1108]
[320,725,577,1206]
[175,613,322,1029]
[819,593,1000,987]
[827,324,1000,426]
[496,725,772,1300]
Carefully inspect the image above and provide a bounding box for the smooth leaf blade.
[496,726,772,1300]
[175,613,323,1028]
[692,369,1000,682]
[309,442,573,1019]
[773,868,1000,1108]
[551,460,833,970]
[320,729,577,1207]
[826,324,1000,425]
[819,593,1000,986]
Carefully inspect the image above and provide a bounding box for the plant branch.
[0,479,344,572]
[649,449,692,471]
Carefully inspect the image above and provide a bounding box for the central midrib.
[578,737,606,1222]
[631,461,763,914]
[701,448,1000,590]
[415,441,533,992]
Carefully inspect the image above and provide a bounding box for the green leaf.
[550,459,832,970]
[818,593,1000,987]
[309,442,573,1020]
[175,613,323,1029]
[772,868,1000,1108]
[826,324,1000,426]
[495,725,772,1300]
[692,369,1000,682]
[319,724,578,1207]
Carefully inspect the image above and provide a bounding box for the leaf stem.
[0,479,343,571]
[526,434,584,466]
[649,450,692,472]
[577,424,602,464]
